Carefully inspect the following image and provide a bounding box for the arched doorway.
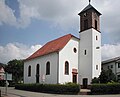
[36,64,40,83]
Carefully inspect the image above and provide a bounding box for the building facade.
[102,57,120,82]
[24,35,79,84]
[24,3,102,87]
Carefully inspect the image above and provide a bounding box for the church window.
[46,61,50,75]
[84,19,88,30]
[65,61,69,75]
[84,50,87,55]
[28,65,31,77]
[95,20,97,30]
[96,65,98,70]
[73,48,77,53]
[96,47,100,49]
[96,36,98,40]
[36,64,39,75]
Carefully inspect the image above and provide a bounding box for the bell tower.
[78,1,102,87]
[79,3,101,32]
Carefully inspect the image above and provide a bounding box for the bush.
[92,77,99,84]
[91,83,120,94]
[15,83,80,94]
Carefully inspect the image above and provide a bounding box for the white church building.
[24,3,102,88]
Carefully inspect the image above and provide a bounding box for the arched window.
[36,64,40,83]
[28,66,31,77]
[36,64,39,75]
[46,61,50,75]
[65,61,69,75]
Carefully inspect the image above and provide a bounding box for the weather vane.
[89,0,91,4]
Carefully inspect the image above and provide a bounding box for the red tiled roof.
[26,34,78,61]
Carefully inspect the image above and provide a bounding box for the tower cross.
[89,0,91,4]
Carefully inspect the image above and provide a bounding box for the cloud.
[0,0,120,42]
[0,0,16,26]
[0,43,42,64]
[102,43,120,61]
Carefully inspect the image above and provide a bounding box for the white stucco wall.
[24,52,58,84]
[79,28,101,85]
[92,29,101,78]
[59,37,79,84]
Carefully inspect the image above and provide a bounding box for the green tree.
[5,59,24,83]
[99,70,108,83]
[106,69,116,82]
[99,69,116,83]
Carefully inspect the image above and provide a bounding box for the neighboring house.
[0,66,5,80]
[24,3,102,87]
[102,57,120,82]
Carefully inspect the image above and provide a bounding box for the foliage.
[15,83,80,94]
[99,70,108,83]
[5,59,24,84]
[0,80,5,86]
[92,69,116,84]
[91,83,120,94]
[106,69,116,82]
[91,77,99,84]
[0,63,6,68]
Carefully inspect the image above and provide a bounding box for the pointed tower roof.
[78,4,101,15]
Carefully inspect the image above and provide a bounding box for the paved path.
[0,87,120,97]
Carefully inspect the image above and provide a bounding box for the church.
[24,2,102,88]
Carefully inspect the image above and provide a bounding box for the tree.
[5,59,24,83]
[99,70,108,83]
[106,69,116,82]
[99,69,116,83]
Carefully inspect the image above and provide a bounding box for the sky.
[0,0,120,64]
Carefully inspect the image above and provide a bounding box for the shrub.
[92,77,99,84]
[15,83,80,94]
[91,83,120,94]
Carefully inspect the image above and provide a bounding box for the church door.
[73,74,77,83]
[36,64,40,83]
[83,78,88,89]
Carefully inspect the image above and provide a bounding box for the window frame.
[28,65,31,77]
[65,61,69,75]
[84,50,87,55]
[46,61,50,75]
[73,48,77,53]
[96,65,98,70]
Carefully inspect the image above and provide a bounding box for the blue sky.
[0,0,120,63]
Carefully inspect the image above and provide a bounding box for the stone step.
[79,89,91,95]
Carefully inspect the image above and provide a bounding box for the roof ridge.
[26,34,76,61]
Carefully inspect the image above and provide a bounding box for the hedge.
[15,83,80,94]
[91,83,120,94]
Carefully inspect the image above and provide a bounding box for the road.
[0,87,120,97]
